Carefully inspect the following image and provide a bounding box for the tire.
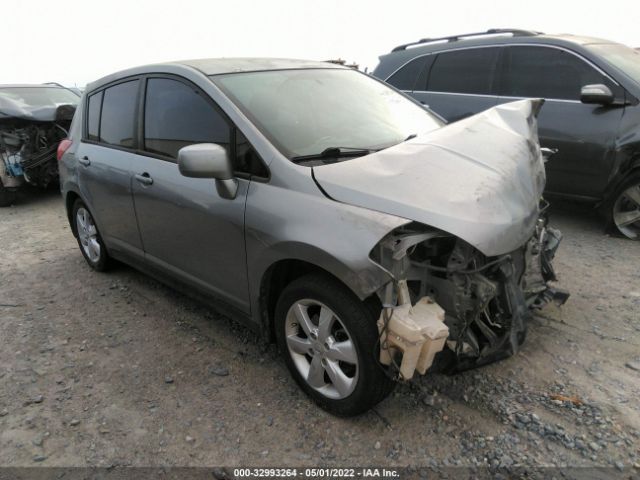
[0,179,17,207]
[608,172,640,240]
[72,199,111,271]
[275,273,395,416]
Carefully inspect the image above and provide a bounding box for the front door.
[131,76,250,313]
[495,46,625,198]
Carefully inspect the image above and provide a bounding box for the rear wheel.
[275,273,394,416]
[610,173,640,240]
[72,199,111,271]
[0,179,17,207]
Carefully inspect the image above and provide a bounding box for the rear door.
[130,76,252,313]
[76,79,143,257]
[410,47,501,122]
[495,45,625,198]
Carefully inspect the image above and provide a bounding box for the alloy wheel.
[284,299,359,400]
[613,182,640,240]
[76,207,101,262]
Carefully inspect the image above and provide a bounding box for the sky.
[5,0,640,87]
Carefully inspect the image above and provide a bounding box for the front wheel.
[609,173,640,240]
[275,273,395,416]
[72,199,111,271]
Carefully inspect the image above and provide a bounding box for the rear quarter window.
[86,91,102,141]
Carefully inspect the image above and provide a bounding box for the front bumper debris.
[373,212,569,379]
[377,281,449,380]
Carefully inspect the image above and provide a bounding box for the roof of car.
[86,57,347,92]
[0,84,68,89]
[531,33,617,46]
[387,30,618,54]
[373,30,624,81]
[175,57,345,75]
[391,32,614,55]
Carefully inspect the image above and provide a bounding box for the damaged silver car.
[0,84,78,206]
[59,59,567,416]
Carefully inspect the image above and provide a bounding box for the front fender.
[244,180,410,323]
[602,107,640,203]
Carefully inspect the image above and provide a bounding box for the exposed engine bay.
[0,86,77,206]
[371,206,569,378]
[0,115,72,187]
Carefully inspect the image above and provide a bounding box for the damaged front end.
[0,86,77,206]
[371,210,568,378]
[310,99,569,378]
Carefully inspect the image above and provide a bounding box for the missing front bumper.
[373,217,569,379]
[377,282,449,380]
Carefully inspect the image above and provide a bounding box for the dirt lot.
[0,189,639,472]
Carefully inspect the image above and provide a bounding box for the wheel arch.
[604,165,640,237]
[603,131,640,206]
[64,189,82,237]
[258,258,383,343]
[600,154,640,209]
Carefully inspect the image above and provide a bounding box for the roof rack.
[391,29,542,52]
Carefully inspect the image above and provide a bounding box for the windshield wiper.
[291,146,374,163]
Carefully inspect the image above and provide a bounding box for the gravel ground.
[0,189,639,474]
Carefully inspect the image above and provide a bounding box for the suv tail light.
[57,139,72,161]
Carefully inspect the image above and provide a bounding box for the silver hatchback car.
[59,58,567,416]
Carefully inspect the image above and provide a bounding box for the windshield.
[0,87,79,109]
[588,43,640,84]
[212,69,442,160]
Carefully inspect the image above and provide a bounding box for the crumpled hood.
[313,99,546,257]
[0,98,76,122]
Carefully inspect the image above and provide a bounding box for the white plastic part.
[378,293,449,380]
[0,154,23,188]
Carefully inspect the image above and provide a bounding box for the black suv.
[373,29,640,239]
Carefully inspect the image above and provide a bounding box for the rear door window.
[99,80,139,148]
[427,48,500,95]
[143,77,230,159]
[499,46,614,100]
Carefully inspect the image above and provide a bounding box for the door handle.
[135,172,154,186]
[78,156,91,166]
[540,147,559,163]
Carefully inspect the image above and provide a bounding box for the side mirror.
[178,143,238,199]
[580,84,614,105]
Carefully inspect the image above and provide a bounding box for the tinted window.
[144,78,230,159]
[100,80,139,148]
[500,46,610,100]
[428,48,499,95]
[387,56,428,90]
[87,91,102,141]
[235,129,268,178]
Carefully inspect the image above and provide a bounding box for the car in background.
[59,58,566,415]
[43,82,84,97]
[373,29,640,239]
[0,84,79,206]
